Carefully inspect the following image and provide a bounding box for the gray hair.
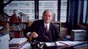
[43,9,53,15]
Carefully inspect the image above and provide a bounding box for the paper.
[45,42,65,47]
[0,26,3,30]
[45,42,55,46]
[59,41,82,46]
[56,41,67,46]
[20,42,31,49]
[72,30,86,32]
[45,41,85,47]
[9,37,27,45]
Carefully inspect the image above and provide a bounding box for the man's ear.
[51,16,53,21]
[51,14,54,21]
[51,13,55,21]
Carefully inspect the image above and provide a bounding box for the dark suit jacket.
[24,20,61,42]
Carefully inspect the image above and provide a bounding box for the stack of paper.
[20,42,31,49]
[9,38,27,45]
[9,38,27,49]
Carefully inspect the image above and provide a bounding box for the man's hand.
[30,32,38,38]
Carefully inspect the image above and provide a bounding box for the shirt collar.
[44,22,50,29]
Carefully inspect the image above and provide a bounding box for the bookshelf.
[7,22,32,38]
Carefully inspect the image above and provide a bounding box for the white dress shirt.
[44,23,50,31]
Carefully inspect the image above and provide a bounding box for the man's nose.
[46,17,49,19]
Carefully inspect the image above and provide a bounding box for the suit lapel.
[49,23,52,33]
[39,21,45,34]
[49,23,53,41]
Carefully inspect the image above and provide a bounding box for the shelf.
[6,22,30,38]
[6,22,30,24]
[10,30,22,32]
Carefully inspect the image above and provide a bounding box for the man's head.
[42,9,53,24]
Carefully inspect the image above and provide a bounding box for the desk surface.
[45,41,88,49]
[10,41,88,49]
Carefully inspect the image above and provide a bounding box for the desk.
[9,41,88,49]
[45,41,88,49]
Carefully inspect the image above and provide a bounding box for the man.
[24,9,61,49]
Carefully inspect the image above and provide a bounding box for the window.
[39,0,58,21]
[86,0,88,24]
[83,0,87,24]
[60,0,67,22]
[4,0,35,21]
[4,0,68,22]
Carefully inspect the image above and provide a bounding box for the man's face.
[43,11,53,24]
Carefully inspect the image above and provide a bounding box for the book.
[9,42,26,49]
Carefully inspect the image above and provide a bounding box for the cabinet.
[0,34,10,49]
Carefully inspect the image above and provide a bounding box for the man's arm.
[24,21,39,42]
[24,21,36,37]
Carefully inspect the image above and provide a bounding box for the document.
[45,42,55,46]
[56,41,83,47]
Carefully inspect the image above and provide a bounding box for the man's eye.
[44,15,47,16]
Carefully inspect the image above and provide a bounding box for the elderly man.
[24,9,61,49]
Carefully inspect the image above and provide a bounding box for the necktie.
[46,25,48,33]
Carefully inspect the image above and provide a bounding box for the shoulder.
[33,20,43,24]
[32,20,43,25]
[34,20,43,22]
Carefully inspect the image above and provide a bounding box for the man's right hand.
[30,32,38,38]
